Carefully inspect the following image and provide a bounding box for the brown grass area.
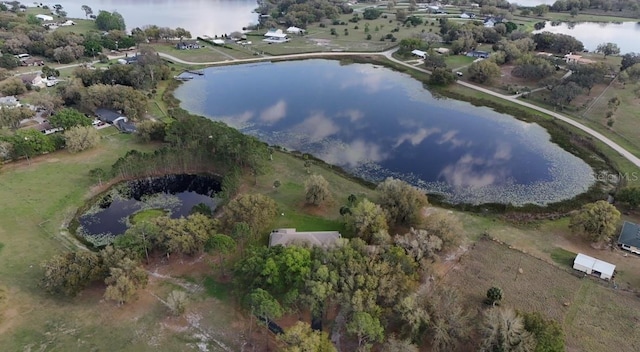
[443,237,640,352]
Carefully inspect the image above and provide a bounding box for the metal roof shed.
[573,253,615,280]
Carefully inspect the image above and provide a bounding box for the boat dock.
[185,70,204,76]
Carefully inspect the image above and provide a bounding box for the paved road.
[17,48,640,168]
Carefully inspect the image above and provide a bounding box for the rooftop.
[269,228,341,248]
[574,253,615,277]
[618,221,640,248]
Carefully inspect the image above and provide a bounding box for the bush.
[167,290,189,316]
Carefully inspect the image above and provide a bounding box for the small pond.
[174,60,595,206]
[77,174,221,246]
[533,21,640,54]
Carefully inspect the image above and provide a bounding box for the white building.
[411,49,427,59]
[263,29,290,43]
[573,253,616,280]
[35,14,54,21]
[269,228,341,248]
[286,26,305,35]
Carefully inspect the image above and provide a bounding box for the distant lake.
[45,0,258,36]
[175,60,594,205]
[533,21,640,53]
[510,0,556,5]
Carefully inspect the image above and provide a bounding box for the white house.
[269,228,342,248]
[411,49,427,59]
[286,26,305,35]
[573,253,616,280]
[35,14,54,21]
[460,13,470,19]
[59,20,76,26]
[263,29,290,43]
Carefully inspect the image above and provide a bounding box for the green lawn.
[130,208,167,224]
[54,19,97,35]
[444,55,475,69]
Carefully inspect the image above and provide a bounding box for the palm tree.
[481,308,536,352]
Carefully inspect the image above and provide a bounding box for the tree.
[220,193,278,239]
[486,286,503,306]
[382,337,419,352]
[247,288,284,334]
[569,200,621,243]
[377,177,428,226]
[64,126,101,153]
[206,234,236,277]
[0,77,26,96]
[427,288,472,352]
[621,52,640,71]
[0,53,19,69]
[616,187,640,208]
[41,251,103,296]
[116,221,160,263]
[423,212,463,250]
[11,129,56,158]
[346,311,384,350]
[166,290,189,316]
[135,120,165,142]
[81,5,93,18]
[395,295,430,339]
[104,257,148,305]
[397,38,426,56]
[596,42,620,58]
[549,82,584,108]
[278,321,336,352]
[347,199,388,243]
[429,67,457,86]
[481,308,536,352]
[50,108,92,130]
[273,180,281,192]
[0,106,33,130]
[305,174,331,206]
[95,10,126,31]
[30,93,63,117]
[394,228,442,266]
[424,54,447,70]
[532,4,549,16]
[521,311,565,352]
[363,8,382,20]
[468,60,501,84]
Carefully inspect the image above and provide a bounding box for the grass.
[130,209,167,224]
[54,19,97,35]
[148,43,255,63]
[203,277,231,301]
[444,238,640,352]
[550,247,577,268]
[444,55,475,69]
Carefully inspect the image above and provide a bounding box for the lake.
[509,0,556,5]
[77,174,220,246]
[45,0,258,36]
[175,60,594,205]
[533,21,640,53]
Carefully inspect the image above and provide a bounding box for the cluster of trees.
[549,0,640,13]
[544,61,610,108]
[41,246,147,304]
[95,10,126,31]
[532,32,584,54]
[570,200,621,243]
[256,0,351,28]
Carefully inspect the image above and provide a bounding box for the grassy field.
[54,19,97,35]
[443,237,640,352]
[148,42,255,63]
[444,54,475,69]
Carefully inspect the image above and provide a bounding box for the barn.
[573,253,615,280]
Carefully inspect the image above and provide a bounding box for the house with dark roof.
[467,50,490,58]
[96,108,127,125]
[618,221,640,255]
[116,120,137,134]
[269,228,341,248]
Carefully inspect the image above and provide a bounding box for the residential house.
[269,228,342,248]
[411,49,427,59]
[28,121,62,135]
[175,40,201,50]
[436,47,450,55]
[467,50,490,58]
[20,74,44,86]
[117,55,139,65]
[96,108,127,125]
[564,53,596,65]
[116,120,137,134]
[572,253,615,280]
[483,16,504,28]
[0,95,21,108]
[459,13,475,19]
[263,29,290,43]
[618,221,640,255]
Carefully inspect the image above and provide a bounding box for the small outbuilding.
[467,50,490,59]
[286,26,305,35]
[269,228,341,248]
[263,29,290,43]
[618,221,640,255]
[411,49,427,59]
[96,108,127,125]
[573,253,616,280]
[35,14,54,21]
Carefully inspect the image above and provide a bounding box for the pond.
[533,21,640,54]
[47,0,258,36]
[175,60,595,206]
[77,174,221,246]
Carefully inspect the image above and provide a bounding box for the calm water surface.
[175,60,594,205]
[48,0,258,36]
[533,21,640,53]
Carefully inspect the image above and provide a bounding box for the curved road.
[154,50,640,168]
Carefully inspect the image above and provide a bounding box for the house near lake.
[269,228,341,248]
[573,253,615,280]
[95,108,136,133]
[176,40,201,50]
[618,221,640,255]
[564,53,596,65]
[411,49,427,59]
[263,29,290,43]
[286,26,305,35]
